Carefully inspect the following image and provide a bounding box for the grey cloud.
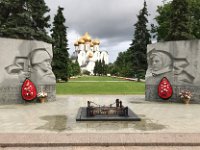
[46,0,147,38]
[45,0,164,62]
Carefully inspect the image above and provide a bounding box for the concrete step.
[0,133,200,148]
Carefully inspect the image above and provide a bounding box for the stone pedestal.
[145,40,200,103]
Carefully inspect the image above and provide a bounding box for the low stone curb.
[0,133,200,147]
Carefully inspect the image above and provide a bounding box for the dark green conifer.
[129,0,151,79]
[94,60,98,76]
[29,0,51,42]
[51,6,69,81]
[0,0,51,42]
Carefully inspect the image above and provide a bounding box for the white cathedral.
[71,32,109,74]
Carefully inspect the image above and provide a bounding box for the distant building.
[71,32,109,74]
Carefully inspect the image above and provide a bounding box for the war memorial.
[0,37,200,104]
[146,40,200,103]
[0,38,56,104]
[1,0,200,148]
[0,38,200,149]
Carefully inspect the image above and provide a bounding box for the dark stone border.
[76,107,141,121]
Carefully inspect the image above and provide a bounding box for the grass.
[56,76,145,95]
[69,76,126,81]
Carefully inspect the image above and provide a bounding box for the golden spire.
[83,32,92,42]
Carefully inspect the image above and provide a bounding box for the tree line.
[93,59,108,76]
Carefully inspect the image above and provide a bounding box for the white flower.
[179,90,192,99]
[37,91,48,98]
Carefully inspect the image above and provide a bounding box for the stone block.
[0,38,56,104]
[146,40,200,103]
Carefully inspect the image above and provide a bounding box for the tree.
[107,63,118,75]
[129,0,151,79]
[94,60,98,76]
[166,0,193,40]
[29,0,51,42]
[189,0,200,39]
[0,0,34,39]
[101,58,106,75]
[113,51,133,77]
[72,59,81,76]
[151,2,171,41]
[153,0,200,41]
[0,0,10,28]
[68,59,80,77]
[0,0,51,42]
[97,60,102,76]
[51,7,69,81]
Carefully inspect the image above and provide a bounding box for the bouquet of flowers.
[179,90,192,99]
[37,91,47,98]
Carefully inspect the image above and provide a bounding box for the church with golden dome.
[71,32,109,74]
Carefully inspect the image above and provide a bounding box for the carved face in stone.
[152,55,163,71]
[148,51,172,76]
[30,49,56,85]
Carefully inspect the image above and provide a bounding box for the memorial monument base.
[145,85,200,104]
[76,107,141,121]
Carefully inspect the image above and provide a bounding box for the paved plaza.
[0,95,200,133]
[1,95,200,149]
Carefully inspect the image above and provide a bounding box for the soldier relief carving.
[147,50,173,77]
[30,49,56,85]
[0,38,56,103]
[5,48,56,85]
[145,40,200,102]
[146,49,196,84]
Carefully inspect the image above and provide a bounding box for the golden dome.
[90,43,94,47]
[83,32,92,42]
[92,39,100,45]
[78,38,85,44]
[74,41,79,46]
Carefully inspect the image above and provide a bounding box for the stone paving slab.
[1,95,200,149]
[0,95,200,133]
[0,133,200,147]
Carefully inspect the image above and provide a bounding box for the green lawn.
[56,76,145,95]
[69,76,126,81]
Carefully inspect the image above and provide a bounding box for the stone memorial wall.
[145,40,200,103]
[0,38,56,104]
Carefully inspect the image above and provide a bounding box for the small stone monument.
[145,40,200,103]
[0,38,56,104]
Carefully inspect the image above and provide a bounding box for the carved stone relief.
[146,40,200,103]
[0,38,56,104]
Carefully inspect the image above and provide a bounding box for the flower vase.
[39,97,46,103]
[182,98,190,104]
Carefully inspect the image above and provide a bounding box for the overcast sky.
[45,0,165,62]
